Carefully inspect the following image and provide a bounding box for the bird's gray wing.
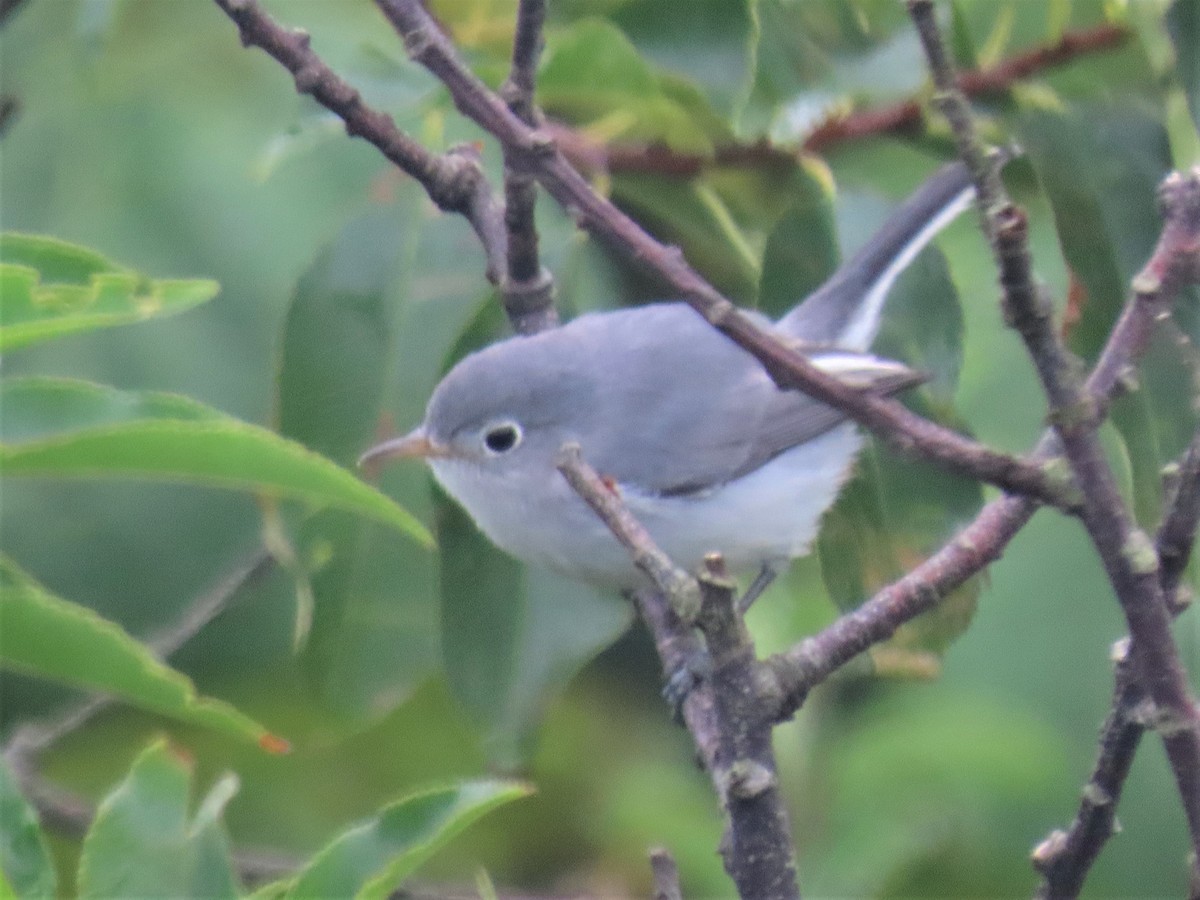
[580,305,920,496]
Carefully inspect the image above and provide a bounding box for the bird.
[361,161,976,603]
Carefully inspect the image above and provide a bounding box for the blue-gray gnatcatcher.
[361,163,975,599]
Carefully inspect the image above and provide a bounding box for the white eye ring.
[482,420,522,455]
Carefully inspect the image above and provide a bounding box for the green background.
[3,0,1198,895]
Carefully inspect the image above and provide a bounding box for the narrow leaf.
[276,209,401,466]
[1017,105,1169,360]
[0,556,283,748]
[0,760,56,900]
[77,741,240,899]
[277,208,441,721]
[283,780,531,900]
[0,233,219,351]
[0,377,431,547]
[611,174,760,304]
[818,245,982,660]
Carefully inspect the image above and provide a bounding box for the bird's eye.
[483,421,522,454]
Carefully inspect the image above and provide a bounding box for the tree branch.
[555,443,699,623]
[498,0,556,334]
[804,22,1129,154]
[557,445,800,900]
[909,0,1200,862]
[1034,427,1200,897]
[762,493,1034,716]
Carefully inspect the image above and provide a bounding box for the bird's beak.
[358,427,452,469]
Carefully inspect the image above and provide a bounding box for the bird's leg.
[737,563,780,613]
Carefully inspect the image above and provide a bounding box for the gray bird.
[362,162,975,601]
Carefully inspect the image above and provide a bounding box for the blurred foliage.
[75,740,241,899]
[0,232,219,352]
[2,0,1199,896]
[0,557,277,748]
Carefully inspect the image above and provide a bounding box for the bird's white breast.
[429,424,861,589]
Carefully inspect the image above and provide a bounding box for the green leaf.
[1017,104,1169,361]
[759,165,839,317]
[811,692,1067,897]
[0,759,57,900]
[817,245,982,662]
[597,0,754,118]
[740,0,913,141]
[276,209,403,467]
[611,174,761,305]
[0,556,285,749]
[439,491,632,767]
[0,377,431,547]
[426,0,519,59]
[873,246,965,398]
[278,203,480,722]
[297,505,440,722]
[1108,331,1200,527]
[77,740,241,899]
[539,19,714,153]
[0,233,219,351]
[948,1,981,71]
[1018,104,1194,522]
[1167,0,1200,133]
[283,780,532,900]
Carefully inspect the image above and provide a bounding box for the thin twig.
[1032,641,1146,900]
[1157,406,1200,606]
[650,847,684,900]
[546,24,1128,178]
[805,22,1129,154]
[556,443,700,622]
[556,446,799,900]
[1034,428,1200,897]
[373,0,1079,514]
[210,0,509,289]
[908,0,1200,864]
[498,0,556,334]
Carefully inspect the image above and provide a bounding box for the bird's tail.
[775,156,1001,351]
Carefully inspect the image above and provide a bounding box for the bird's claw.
[663,649,712,723]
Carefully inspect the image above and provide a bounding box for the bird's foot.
[663,648,712,724]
